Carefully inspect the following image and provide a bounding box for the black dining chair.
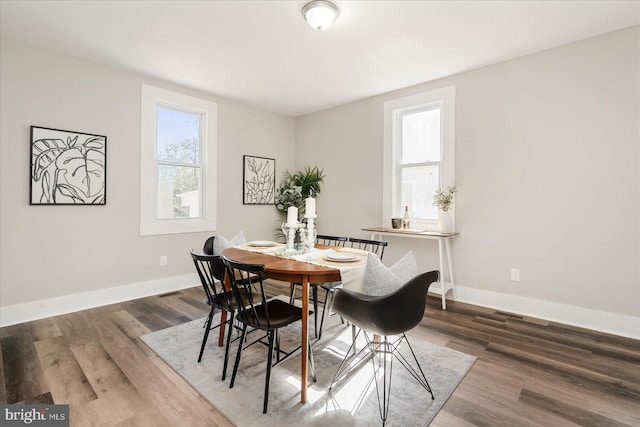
[223,256,316,414]
[289,234,348,339]
[191,250,237,381]
[347,237,388,259]
[329,270,440,426]
[316,234,348,246]
[202,235,216,256]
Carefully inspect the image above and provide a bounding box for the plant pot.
[438,210,453,233]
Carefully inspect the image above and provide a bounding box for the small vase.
[438,210,453,233]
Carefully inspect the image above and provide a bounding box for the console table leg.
[438,237,447,310]
[445,237,456,300]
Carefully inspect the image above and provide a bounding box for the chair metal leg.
[264,330,275,413]
[392,334,434,399]
[221,310,235,380]
[330,331,435,425]
[308,337,317,382]
[351,324,357,355]
[230,323,249,389]
[313,286,319,338]
[197,306,215,362]
[329,328,368,390]
[290,283,321,339]
[317,287,331,340]
[369,335,393,425]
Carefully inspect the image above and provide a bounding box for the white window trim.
[383,86,455,231]
[140,84,217,236]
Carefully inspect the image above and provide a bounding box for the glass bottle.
[403,205,411,229]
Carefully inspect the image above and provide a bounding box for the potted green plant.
[433,186,456,233]
[275,166,325,238]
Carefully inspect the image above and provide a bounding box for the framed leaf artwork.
[30,126,107,205]
[243,155,275,205]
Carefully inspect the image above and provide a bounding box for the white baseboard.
[0,273,199,328]
[3,277,638,341]
[430,283,640,340]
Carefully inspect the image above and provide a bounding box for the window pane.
[156,106,201,164]
[400,165,439,220]
[401,108,441,164]
[157,165,201,219]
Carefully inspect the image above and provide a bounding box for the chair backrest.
[333,270,439,336]
[316,234,348,247]
[203,236,215,255]
[191,250,234,309]
[347,237,388,259]
[200,236,226,281]
[222,256,271,329]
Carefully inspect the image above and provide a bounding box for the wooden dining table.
[220,245,342,404]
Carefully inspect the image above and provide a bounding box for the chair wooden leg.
[198,306,215,362]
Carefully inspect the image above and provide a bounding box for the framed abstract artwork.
[243,155,275,205]
[30,126,107,205]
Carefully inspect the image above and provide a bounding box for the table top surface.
[221,246,342,283]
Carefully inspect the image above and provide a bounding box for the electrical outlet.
[510,268,520,282]
[160,255,168,266]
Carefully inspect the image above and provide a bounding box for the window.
[383,86,455,231]
[140,84,217,235]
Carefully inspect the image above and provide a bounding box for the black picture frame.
[30,126,107,205]
[243,155,275,205]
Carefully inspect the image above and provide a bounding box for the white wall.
[2,28,638,338]
[0,37,295,320]
[296,27,640,337]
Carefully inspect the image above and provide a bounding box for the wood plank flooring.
[1,286,639,426]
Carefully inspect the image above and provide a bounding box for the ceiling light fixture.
[302,0,339,31]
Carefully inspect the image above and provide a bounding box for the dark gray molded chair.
[329,270,439,426]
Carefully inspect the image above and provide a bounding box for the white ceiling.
[1,1,638,117]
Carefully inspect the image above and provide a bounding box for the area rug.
[141,310,475,426]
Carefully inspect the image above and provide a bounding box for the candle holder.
[281,222,298,251]
[304,214,317,251]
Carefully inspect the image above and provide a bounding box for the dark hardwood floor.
[1,285,639,426]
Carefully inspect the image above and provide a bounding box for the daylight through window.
[383,86,455,231]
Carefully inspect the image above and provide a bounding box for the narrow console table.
[362,227,459,310]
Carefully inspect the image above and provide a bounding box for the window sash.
[383,86,455,231]
[140,84,217,236]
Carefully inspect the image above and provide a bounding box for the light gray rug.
[141,310,475,426]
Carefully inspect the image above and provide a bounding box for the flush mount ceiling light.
[302,0,339,31]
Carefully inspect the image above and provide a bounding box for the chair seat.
[239,299,303,330]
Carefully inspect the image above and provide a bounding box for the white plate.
[325,253,359,262]
[248,241,278,247]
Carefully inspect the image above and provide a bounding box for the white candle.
[305,197,316,217]
[287,206,298,226]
